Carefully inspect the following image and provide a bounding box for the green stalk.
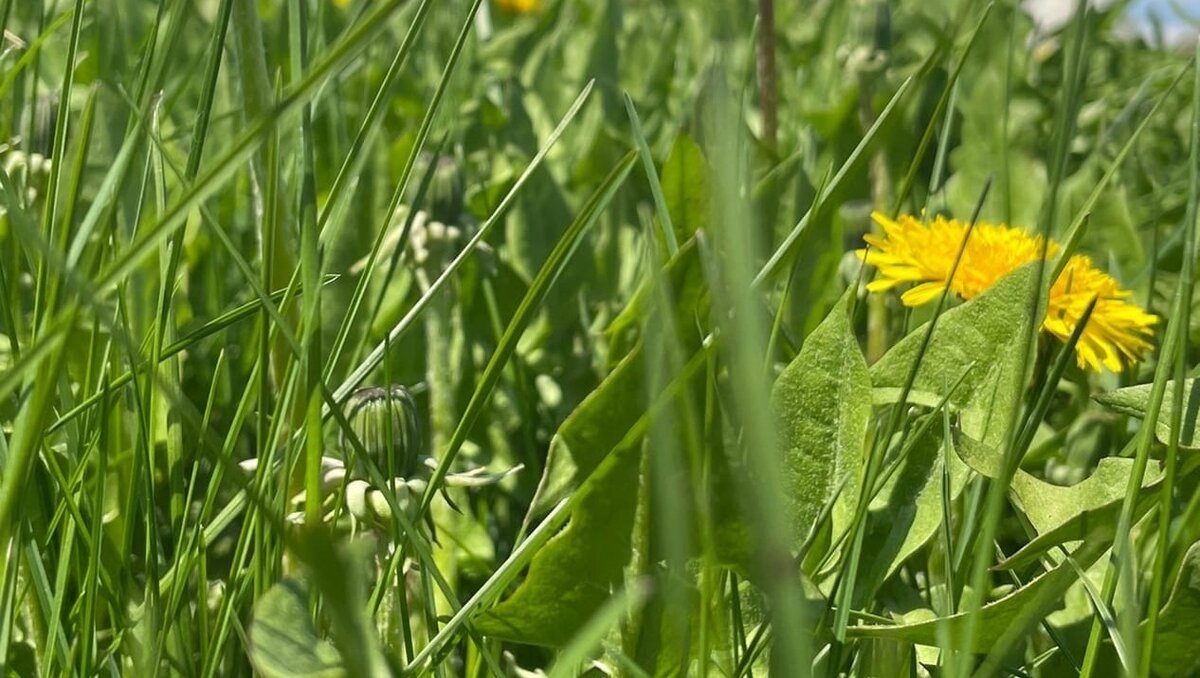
[29,0,84,333]
[831,179,990,641]
[232,0,296,391]
[288,0,323,529]
[958,3,1091,674]
[1139,39,1200,676]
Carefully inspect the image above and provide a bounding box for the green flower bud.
[342,385,421,477]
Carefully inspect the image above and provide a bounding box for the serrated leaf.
[848,537,1107,651]
[955,433,1163,570]
[771,289,870,547]
[1094,379,1200,450]
[475,435,642,647]
[871,264,1039,449]
[1014,459,1159,536]
[481,244,707,647]
[248,579,346,678]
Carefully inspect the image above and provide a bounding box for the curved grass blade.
[417,150,638,515]
[332,81,596,403]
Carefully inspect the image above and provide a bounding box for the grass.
[1,0,1199,676]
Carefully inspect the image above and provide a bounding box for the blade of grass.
[28,0,83,332]
[890,3,993,215]
[332,81,596,403]
[831,178,991,641]
[314,0,438,246]
[1076,80,1198,678]
[322,0,483,373]
[961,3,1092,673]
[46,279,329,433]
[1140,37,1200,676]
[697,75,813,671]
[547,583,649,678]
[753,75,914,287]
[624,92,679,256]
[417,151,637,515]
[89,0,413,293]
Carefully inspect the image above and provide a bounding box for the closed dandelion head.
[342,385,421,477]
[858,212,1157,373]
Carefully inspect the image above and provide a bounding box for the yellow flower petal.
[901,282,948,306]
[859,213,1158,372]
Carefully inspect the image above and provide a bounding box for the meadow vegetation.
[1,0,1199,675]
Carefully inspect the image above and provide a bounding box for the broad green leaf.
[848,537,1107,651]
[955,434,1163,570]
[530,242,704,519]
[289,534,391,678]
[475,436,642,646]
[660,133,709,242]
[871,264,1039,449]
[525,348,644,522]
[480,244,707,647]
[1094,379,1200,450]
[1148,540,1200,677]
[1015,459,1160,536]
[861,420,969,587]
[248,579,345,678]
[771,289,870,547]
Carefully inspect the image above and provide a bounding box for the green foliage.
[864,418,968,583]
[957,432,1163,570]
[479,241,706,646]
[1,0,1197,675]
[249,579,347,678]
[1095,378,1200,449]
[1150,540,1200,676]
[771,290,870,548]
[848,535,1108,652]
[475,434,640,646]
[871,264,1038,448]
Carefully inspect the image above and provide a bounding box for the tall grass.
[0,0,1198,676]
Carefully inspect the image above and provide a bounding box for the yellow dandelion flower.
[495,0,542,13]
[857,212,1158,373]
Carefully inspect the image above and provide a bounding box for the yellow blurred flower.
[495,0,542,13]
[858,212,1158,372]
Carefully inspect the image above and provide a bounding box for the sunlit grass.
[0,0,1198,676]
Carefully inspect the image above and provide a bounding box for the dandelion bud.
[342,385,421,476]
